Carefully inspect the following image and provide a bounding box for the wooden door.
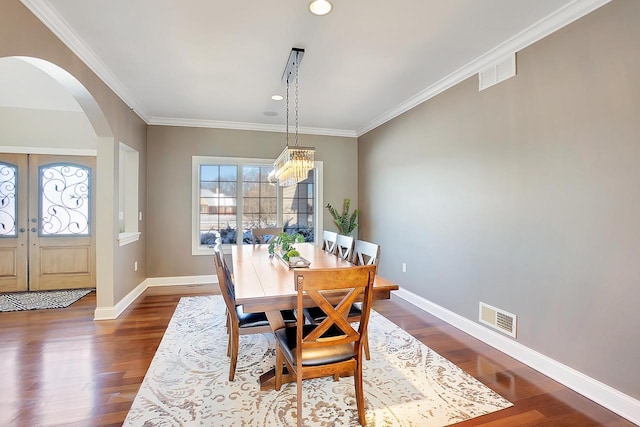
[0,153,96,292]
[0,154,28,292]
[28,155,96,291]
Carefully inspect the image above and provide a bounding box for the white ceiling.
[17,0,609,137]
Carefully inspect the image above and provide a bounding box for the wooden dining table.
[231,242,399,390]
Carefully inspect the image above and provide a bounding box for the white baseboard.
[144,275,217,287]
[394,288,640,425]
[93,275,217,320]
[94,281,147,320]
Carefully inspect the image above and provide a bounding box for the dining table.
[231,242,399,390]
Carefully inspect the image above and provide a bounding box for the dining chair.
[335,234,354,261]
[213,247,296,381]
[251,227,283,244]
[274,264,377,427]
[305,239,381,360]
[321,230,338,254]
[351,239,381,267]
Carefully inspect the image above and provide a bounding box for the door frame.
[2,56,116,316]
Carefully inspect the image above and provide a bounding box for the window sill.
[118,231,141,246]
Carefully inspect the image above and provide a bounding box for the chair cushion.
[305,303,362,323]
[236,306,297,328]
[236,305,270,328]
[274,324,354,366]
[281,309,298,324]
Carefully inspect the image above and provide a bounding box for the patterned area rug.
[0,289,93,312]
[124,296,512,426]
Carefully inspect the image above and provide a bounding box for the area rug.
[124,296,512,426]
[0,289,93,312]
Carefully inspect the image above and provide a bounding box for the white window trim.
[118,231,141,246]
[191,156,323,256]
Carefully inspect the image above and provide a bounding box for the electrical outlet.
[134,261,138,271]
[402,262,407,273]
[139,211,143,221]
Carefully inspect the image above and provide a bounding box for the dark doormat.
[0,289,93,312]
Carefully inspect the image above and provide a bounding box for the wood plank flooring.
[0,285,634,426]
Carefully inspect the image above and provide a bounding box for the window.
[283,169,314,242]
[118,143,140,246]
[0,162,17,237]
[192,156,323,254]
[40,163,90,236]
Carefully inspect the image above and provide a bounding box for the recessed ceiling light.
[309,0,332,16]
[271,95,283,101]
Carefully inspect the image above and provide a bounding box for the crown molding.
[20,0,151,122]
[20,0,610,139]
[356,0,612,137]
[148,116,357,138]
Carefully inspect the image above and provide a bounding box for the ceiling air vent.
[479,302,517,338]
[478,53,516,91]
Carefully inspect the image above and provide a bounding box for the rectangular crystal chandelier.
[273,146,315,187]
[272,48,315,187]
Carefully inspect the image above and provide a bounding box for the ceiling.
[17,0,608,137]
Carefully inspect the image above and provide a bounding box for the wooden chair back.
[251,227,283,244]
[322,230,338,254]
[213,247,237,322]
[295,264,376,360]
[335,234,354,261]
[280,264,375,426]
[352,239,381,266]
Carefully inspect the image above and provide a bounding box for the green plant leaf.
[326,198,359,234]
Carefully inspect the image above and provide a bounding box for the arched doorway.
[0,56,114,311]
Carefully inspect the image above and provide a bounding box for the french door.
[0,153,96,292]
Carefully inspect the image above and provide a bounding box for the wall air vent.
[478,53,516,91]
[479,302,517,338]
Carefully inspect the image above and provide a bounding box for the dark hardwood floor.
[0,285,634,426]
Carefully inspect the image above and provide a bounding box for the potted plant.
[268,232,305,261]
[326,198,359,235]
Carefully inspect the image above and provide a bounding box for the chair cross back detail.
[251,227,283,244]
[322,230,338,254]
[298,279,362,347]
[352,239,380,266]
[335,234,354,261]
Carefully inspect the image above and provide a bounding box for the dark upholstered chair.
[213,246,296,381]
[274,265,377,426]
[304,239,381,360]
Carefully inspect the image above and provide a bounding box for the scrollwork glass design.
[0,162,17,237]
[40,164,90,236]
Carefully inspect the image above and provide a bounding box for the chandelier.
[272,48,315,187]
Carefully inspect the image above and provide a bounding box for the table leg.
[260,310,296,390]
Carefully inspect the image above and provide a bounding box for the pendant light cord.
[285,71,290,147]
[295,50,299,147]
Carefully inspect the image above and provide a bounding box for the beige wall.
[0,0,148,308]
[0,107,96,148]
[146,126,357,277]
[359,0,640,399]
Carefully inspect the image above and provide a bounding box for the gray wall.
[146,126,357,277]
[359,0,639,399]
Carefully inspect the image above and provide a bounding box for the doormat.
[0,289,93,312]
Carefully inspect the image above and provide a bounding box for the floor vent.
[479,302,517,338]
